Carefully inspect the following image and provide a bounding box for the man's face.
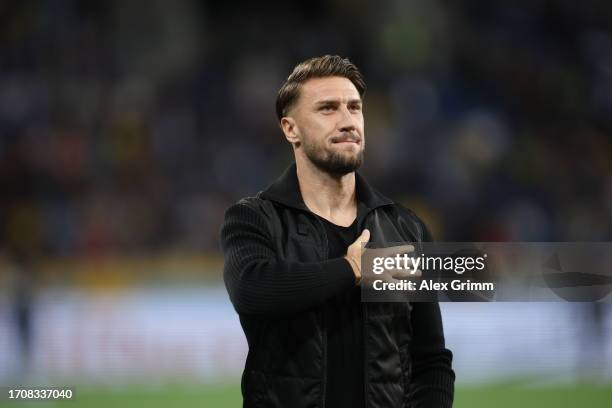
[285,76,365,175]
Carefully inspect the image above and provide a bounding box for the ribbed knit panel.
[408,369,455,407]
[220,202,355,316]
[408,301,455,407]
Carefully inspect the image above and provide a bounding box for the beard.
[301,135,364,176]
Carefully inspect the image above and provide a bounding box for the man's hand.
[345,229,370,285]
[345,232,420,286]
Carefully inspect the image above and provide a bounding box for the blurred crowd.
[2,0,612,262]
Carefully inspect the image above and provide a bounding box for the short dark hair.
[275,55,366,121]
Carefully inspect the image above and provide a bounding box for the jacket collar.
[259,162,394,212]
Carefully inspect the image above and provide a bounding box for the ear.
[280,116,300,146]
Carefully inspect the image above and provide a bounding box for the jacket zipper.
[362,303,369,408]
[312,214,329,408]
[313,208,376,408]
[358,212,370,408]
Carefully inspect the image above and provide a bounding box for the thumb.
[359,228,370,244]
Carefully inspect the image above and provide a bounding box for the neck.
[296,157,357,226]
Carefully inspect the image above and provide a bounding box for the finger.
[390,269,422,280]
[377,244,415,256]
[358,229,370,245]
[364,244,413,255]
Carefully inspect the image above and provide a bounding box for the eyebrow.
[314,98,362,107]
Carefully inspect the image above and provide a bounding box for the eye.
[349,104,362,112]
[320,105,335,112]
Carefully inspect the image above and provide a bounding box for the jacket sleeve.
[397,205,455,407]
[220,200,356,316]
[407,302,455,407]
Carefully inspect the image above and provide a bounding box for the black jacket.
[220,163,455,407]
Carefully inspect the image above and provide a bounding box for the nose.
[337,104,356,133]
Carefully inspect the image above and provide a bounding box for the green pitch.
[4,382,612,408]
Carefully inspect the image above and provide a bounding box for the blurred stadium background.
[1,0,612,406]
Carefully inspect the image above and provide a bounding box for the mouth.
[331,135,361,145]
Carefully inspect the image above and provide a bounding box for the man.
[220,55,455,407]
